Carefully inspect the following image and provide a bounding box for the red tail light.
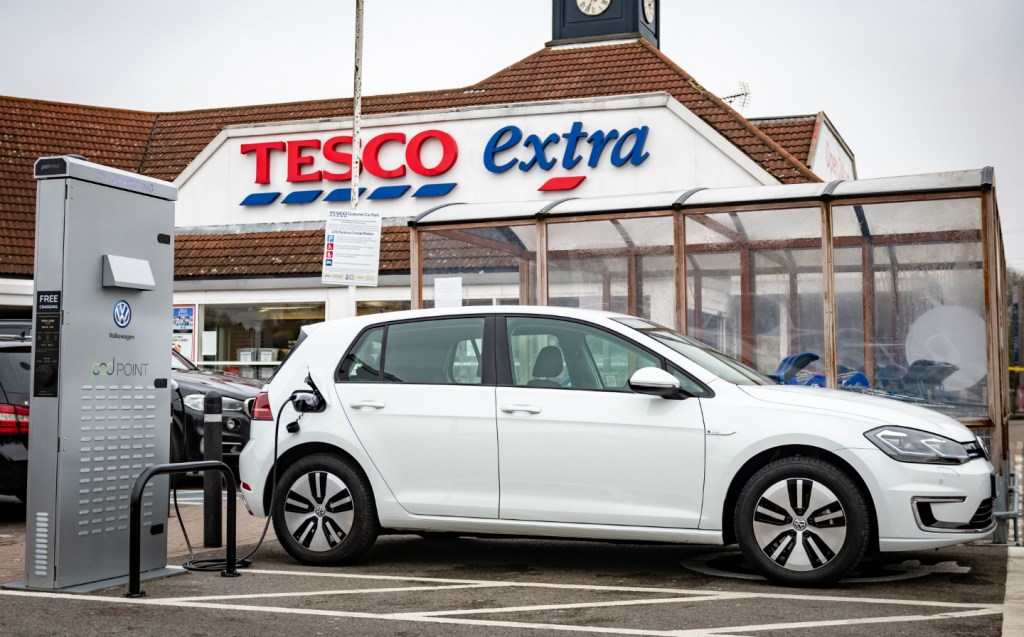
[0,404,29,434]
[252,391,273,421]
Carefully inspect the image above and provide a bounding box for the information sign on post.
[321,209,382,287]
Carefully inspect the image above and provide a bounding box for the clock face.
[643,0,655,23]
[576,0,612,16]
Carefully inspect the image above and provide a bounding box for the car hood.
[736,384,976,442]
[172,369,263,398]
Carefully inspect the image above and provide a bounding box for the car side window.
[506,316,659,393]
[582,332,659,391]
[383,317,486,385]
[668,364,710,397]
[337,327,385,382]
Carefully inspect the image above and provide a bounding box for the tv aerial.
[722,81,752,110]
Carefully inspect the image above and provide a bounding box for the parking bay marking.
[0,569,1005,636]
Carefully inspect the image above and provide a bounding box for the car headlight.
[183,394,246,413]
[865,426,971,465]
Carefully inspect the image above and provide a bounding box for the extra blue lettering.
[484,123,651,173]
[561,121,588,169]
[519,133,560,171]
[611,126,650,167]
[484,126,522,173]
[586,129,619,168]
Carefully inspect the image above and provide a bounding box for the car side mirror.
[628,367,690,400]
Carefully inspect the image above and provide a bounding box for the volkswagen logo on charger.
[113,299,132,328]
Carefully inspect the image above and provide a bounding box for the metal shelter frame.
[408,169,1008,465]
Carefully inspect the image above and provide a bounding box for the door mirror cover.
[628,367,689,399]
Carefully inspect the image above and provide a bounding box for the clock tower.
[550,0,659,48]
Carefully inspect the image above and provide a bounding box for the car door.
[496,315,706,528]
[337,315,499,518]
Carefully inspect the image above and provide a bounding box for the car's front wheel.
[272,454,379,565]
[735,456,871,586]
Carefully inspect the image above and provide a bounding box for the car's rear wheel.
[272,454,378,565]
[735,457,870,586]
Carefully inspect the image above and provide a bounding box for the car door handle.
[350,400,386,410]
[500,404,541,415]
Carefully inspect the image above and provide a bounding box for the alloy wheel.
[751,477,848,572]
[283,470,355,552]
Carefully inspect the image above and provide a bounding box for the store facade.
[168,87,813,376]
[0,22,1006,456]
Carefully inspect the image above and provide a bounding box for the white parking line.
[392,593,750,618]
[245,567,994,609]
[170,582,502,602]
[1005,546,1024,637]
[0,567,1006,636]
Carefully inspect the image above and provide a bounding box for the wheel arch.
[262,441,372,514]
[720,445,879,551]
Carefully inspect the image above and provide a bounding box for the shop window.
[201,302,325,378]
[357,300,411,316]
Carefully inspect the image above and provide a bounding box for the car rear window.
[0,346,31,402]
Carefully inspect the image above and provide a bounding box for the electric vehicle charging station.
[19,156,176,591]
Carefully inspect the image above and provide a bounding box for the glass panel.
[337,327,385,382]
[546,215,674,325]
[201,303,325,379]
[832,199,986,418]
[383,317,486,385]
[357,300,410,316]
[506,316,657,392]
[685,208,822,375]
[421,226,536,306]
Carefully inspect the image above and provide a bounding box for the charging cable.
[170,392,297,572]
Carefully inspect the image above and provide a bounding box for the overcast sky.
[3,0,1023,267]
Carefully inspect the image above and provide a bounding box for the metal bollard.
[127,461,238,597]
[203,391,223,548]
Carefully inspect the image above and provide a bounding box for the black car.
[0,337,262,501]
[0,338,30,501]
[170,349,264,465]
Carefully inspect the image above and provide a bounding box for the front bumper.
[844,448,995,551]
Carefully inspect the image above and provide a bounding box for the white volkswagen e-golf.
[239,306,994,586]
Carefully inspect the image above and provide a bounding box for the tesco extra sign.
[238,121,650,205]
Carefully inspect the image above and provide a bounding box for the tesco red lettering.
[240,130,458,184]
[287,139,322,182]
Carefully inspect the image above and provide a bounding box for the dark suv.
[0,338,30,500]
[170,348,263,465]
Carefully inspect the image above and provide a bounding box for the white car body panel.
[340,383,499,518]
[496,385,705,527]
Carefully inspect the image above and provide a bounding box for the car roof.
[319,305,634,331]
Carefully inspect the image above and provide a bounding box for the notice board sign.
[172,304,197,361]
[321,209,382,287]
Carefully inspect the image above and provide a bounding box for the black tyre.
[170,422,185,464]
[272,454,379,565]
[169,423,186,487]
[734,457,870,586]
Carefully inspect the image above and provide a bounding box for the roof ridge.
[0,93,156,116]
[636,39,821,183]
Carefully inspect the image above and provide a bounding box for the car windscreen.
[0,346,31,404]
[613,317,774,386]
[171,349,196,371]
